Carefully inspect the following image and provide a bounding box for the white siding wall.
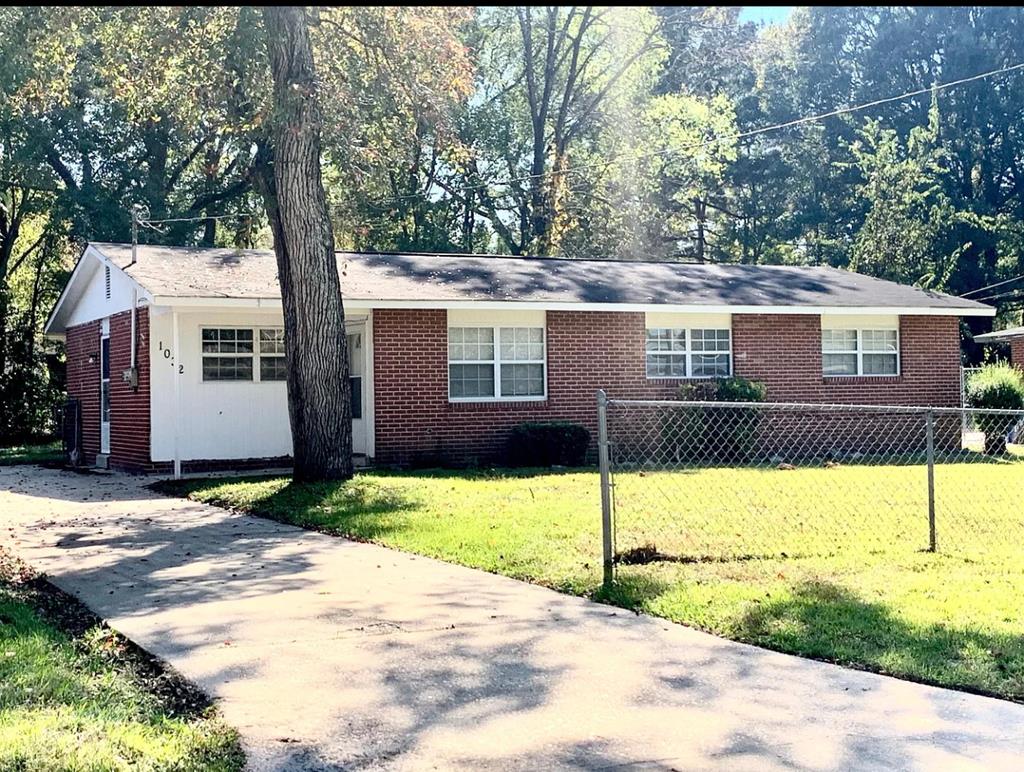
[149,308,369,462]
[64,259,139,328]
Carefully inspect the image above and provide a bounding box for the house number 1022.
[158,341,184,374]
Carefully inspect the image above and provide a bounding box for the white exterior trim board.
[151,296,995,317]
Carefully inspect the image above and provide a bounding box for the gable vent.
[105,266,111,299]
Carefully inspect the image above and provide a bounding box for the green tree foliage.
[847,103,968,289]
[4,5,1024,443]
[0,5,473,443]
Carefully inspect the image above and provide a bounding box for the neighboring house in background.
[973,326,1024,370]
[45,243,994,473]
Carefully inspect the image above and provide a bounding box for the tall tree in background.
[453,6,671,256]
[258,6,352,481]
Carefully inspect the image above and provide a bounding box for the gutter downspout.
[129,206,139,386]
[130,288,137,373]
[172,310,181,480]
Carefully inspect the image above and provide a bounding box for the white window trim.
[822,327,901,378]
[200,326,287,384]
[448,326,548,402]
[645,328,733,380]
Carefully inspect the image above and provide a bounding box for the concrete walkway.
[1,466,1022,771]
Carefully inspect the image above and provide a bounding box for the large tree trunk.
[257,6,353,482]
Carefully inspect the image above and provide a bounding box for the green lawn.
[158,462,1024,701]
[0,442,62,467]
[0,551,243,771]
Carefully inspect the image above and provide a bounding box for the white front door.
[347,327,366,455]
[100,318,111,455]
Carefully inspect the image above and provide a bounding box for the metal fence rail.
[596,391,1024,584]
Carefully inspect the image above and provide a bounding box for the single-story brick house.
[45,242,993,473]
[974,326,1024,370]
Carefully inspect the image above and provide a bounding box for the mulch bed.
[0,545,216,719]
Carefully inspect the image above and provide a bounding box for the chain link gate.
[596,390,1024,586]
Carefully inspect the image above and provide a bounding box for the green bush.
[506,422,591,467]
[966,363,1024,455]
[664,376,768,463]
[715,376,768,403]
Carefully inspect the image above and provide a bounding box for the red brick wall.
[734,314,961,406]
[373,310,963,465]
[65,320,101,465]
[1012,339,1024,372]
[373,309,679,464]
[64,309,151,471]
[108,308,151,470]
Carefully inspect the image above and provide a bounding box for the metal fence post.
[926,410,937,552]
[597,389,614,587]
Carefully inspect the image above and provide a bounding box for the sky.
[739,6,794,26]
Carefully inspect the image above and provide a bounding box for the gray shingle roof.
[91,242,992,313]
[974,326,1024,342]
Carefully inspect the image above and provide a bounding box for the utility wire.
[138,212,253,226]
[959,271,1024,299]
[124,61,1024,234]
[972,288,1024,304]
[359,60,1024,209]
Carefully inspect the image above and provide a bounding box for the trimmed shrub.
[966,363,1024,455]
[715,376,768,404]
[664,376,768,463]
[506,422,591,467]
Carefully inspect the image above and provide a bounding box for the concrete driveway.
[1,465,1023,771]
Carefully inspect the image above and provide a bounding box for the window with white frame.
[822,327,899,376]
[202,328,254,381]
[259,328,286,381]
[646,328,731,378]
[201,327,290,382]
[448,326,546,400]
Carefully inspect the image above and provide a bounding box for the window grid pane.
[822,328,898,375]
[823,353,858,376]
[202,328,253,354]
[448,327,494,362]
[822,328,858,353]
[202,356,254,382]
[449,326,546,399]
[646,353,687,378]
[202,329,255,380]
[259,328,286,354]
[691,353,730,377]
[645,328,730,378]
[500,328,544,361]
[259,356,287,381]
[500,363,544,397]
[863,353,898,375]
[862,329,898,353]
[449,363,495,398]
[691,329,730,353]
[645,328,687,353]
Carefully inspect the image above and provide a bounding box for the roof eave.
[44,244,156,334]
[150,295,996,317]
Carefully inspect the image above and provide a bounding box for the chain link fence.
[596,391,1024,584]
[960,366,983,436]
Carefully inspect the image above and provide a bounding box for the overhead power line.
[360,60,1024,209]
[138,212,253,228]
[960,271,1024,299]
[116,60,1024,231]
[972,289,1024,304]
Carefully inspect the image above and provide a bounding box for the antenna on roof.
[129,204,147,266]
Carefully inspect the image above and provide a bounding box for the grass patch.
[0,548,244,771]
[0,442,62,467]
[157,463,1024,701]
